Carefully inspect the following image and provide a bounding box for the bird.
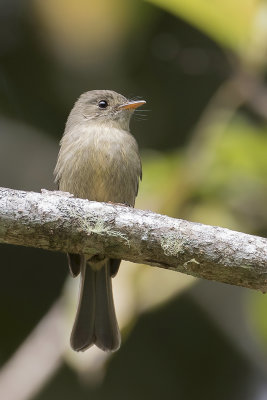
[54,90,145,352]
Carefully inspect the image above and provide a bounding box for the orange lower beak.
[119,100,146,110]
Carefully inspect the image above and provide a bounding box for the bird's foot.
[107,201,131,207]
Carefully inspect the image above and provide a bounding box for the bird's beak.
[119,100,146,110]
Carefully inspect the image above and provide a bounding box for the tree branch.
[0,186,266,291]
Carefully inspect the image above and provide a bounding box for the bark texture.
[0,187,267,291]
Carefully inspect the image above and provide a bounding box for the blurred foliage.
[147,0,267,66]
[141,117,267,233]
[249,291,267,350]
[186,118,267,232]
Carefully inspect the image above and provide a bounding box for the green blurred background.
[1,0,267,399]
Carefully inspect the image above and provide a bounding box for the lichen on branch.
[0,186,266,291]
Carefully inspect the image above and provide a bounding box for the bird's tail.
[70,259,121,352]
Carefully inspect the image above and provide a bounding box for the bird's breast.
[56,125,141,205]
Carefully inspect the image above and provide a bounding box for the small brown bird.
[54,90,145,352]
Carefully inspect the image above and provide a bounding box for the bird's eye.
[98,100,108,109]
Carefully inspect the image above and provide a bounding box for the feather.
[70,259,120,352]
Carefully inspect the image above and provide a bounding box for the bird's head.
[67,89,146,131]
